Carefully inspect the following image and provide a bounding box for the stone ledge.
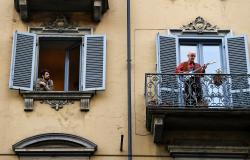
[20,91,95,111]
[14,0,109,22]
[168,145,250,158]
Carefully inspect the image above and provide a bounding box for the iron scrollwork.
[40,100,74,111]
[145,73,250,108]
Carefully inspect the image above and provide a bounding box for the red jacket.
[175,61,205,73]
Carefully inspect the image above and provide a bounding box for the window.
[9,32,107,92]
[156,33,250,106]
[179,39,223,74]
[156,34,250,75]
[39,38,81,91]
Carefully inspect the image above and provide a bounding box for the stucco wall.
[0,0,128,159]
[131,0,250,156]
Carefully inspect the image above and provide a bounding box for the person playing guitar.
[175,51,207,106]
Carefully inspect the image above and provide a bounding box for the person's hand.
[202,64,207,69]
[39,81,46,87]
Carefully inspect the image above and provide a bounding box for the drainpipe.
[127,0,132,159]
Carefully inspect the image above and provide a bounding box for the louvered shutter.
[226,35,250,107]
[82,35,106,91]
[156,34,180,105]
[9,32,36,91]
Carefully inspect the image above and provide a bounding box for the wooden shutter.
[226,35,250,106]
[157,34,178,74]
[9,32,36,91]
[156,34,179,105]
[82,35,106,91]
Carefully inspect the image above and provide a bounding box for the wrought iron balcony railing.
[145,73,250,108]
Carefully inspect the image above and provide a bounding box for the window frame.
[156,31,234,106]
[29,26,93,91]
[9,28,109,111]
[64,41,82,91]
[167,29,233,73]
[178,38,225,73]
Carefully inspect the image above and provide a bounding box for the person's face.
[188,52,196,62]
[43,72,50,80]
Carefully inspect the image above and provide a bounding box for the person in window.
[175,51,207,106]
[36,69,54,91]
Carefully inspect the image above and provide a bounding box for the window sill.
[20,91,95,112]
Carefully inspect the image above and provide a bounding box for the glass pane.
[180,45,198,63]
[202,45,225,107]
[202,45,221,74]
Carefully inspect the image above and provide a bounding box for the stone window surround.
[20,90,95,112]
[13,133,97,159]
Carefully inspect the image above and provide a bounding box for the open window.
[179,38,224,74]
[38,37,81,91]
[9,32,107,92]
[156,32,250,107]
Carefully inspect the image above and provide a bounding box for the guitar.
[179,60,216,80]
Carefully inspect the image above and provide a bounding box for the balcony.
[145,73,250,157]
[14,0,109,22]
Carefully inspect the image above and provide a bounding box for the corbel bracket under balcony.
[20,91,95,112]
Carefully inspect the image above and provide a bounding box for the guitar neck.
[193,66,204,73]
[192,63,210,73]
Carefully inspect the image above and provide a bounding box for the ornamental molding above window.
[169,16,230,35]
[13,133,97,157]
[29,16,93,34]
[42,15,76,29]
[181,16,219,33]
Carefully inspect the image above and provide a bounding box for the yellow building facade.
[0,0,250,160]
